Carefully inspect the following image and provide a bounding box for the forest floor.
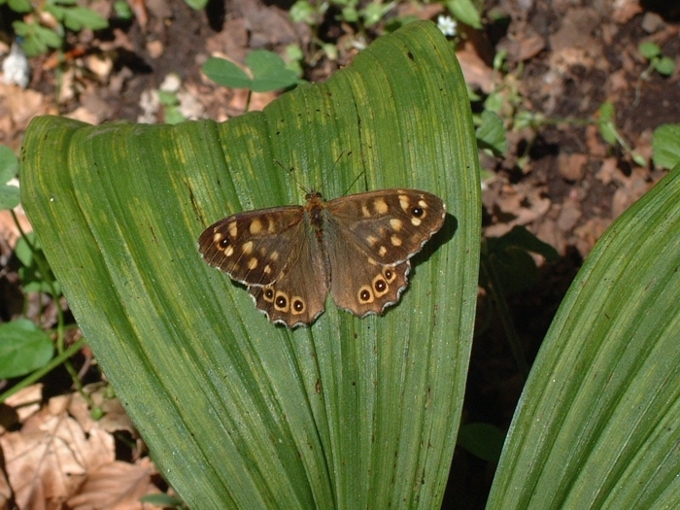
[0,0,678,508]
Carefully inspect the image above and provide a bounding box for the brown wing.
[198,205,306,286]
[326,189,446,266]
[199,205,329,327]
[324,189,445,316]
[248,228,328,327]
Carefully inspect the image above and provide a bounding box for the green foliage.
[476,110,508,156]
[639,41,676,77]
[482,226,559,300]
[487,166,680,508]
[202,50,301,93]
[445,0,483,29]
[458,423,506,462]
[9,0,108,57]
[652,124,680,170]
[0,320,54,379]
[184,0,208,10]
[112,0,132,19]
[140,493,188,509]
[597,101,646,166]
[157,90,186,125]
[44,0,108,31]
[0,0,32,13]
[291,0,395,27]
[21,22,477,508]
[13,20,63,57]
[15,232,61,295]
[0,145,20,210]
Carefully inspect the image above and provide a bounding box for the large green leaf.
[488,164,680,508]
[21,21,480,508]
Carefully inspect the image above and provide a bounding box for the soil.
[1,0,678,507]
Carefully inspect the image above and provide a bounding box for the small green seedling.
[652,124,680,170]
[639,41,676,78]
[203,50,302,111]
[203,50,301,93]
[0,145,20,210]
[12,0,107,57]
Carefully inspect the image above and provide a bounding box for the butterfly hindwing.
[248,235,328,327]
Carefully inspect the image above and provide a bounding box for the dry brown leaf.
[558,153,588,181]
[2,384,42,428]
[456,39,493,94]
[68,384,137,436]
[0,82,48,128]
[1,395,114,508]
[67,458,159,510]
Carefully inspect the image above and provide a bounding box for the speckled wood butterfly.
[199,189,446,327]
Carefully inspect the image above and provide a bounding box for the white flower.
[437,15,457,37]
[2,42,30,88]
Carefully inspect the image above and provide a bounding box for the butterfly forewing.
[198,206,307,286]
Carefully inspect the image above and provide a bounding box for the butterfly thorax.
[304,191,328,241]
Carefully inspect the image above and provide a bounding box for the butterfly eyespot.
[275,293,288,310]
[374,279,386,292]
[384,268,395,281]
[358,286,373,303]
[219,238,230,248]
[264,288,275,301]
[292,298,306,314]
[411,206,424,217]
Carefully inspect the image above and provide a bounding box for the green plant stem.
[0,336,87,403]
[10,209,89,403]
[481,243,530,379]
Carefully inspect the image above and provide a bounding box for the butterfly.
[198,188,446,328]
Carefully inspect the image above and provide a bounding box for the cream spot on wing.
[362,203,371,217]
[374,198,388,214]
[389,218,403,231]
[264,264,272,275]
[367,235,378,246]
[213,232,223,243]
[399,195,409,211]
[411,217,422,227]
[367,257,378,266]
[228,221,238,237]
[249,219,263,234]
[379,246,387,257]
[247,257,258,270]
[242,241,254,254]
[269,250,280,261]
[268,220,277,233]
[259,247,267,256]
[418,199,427,208]
[225,246,234,257]
[391,235,402,246]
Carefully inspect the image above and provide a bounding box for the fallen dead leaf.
[558,153,588,181]
[2,394,114,508]
[67,458,159,510]
[595,157,619,185]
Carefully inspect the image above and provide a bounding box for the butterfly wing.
[325,189,445,316]
[199,205,328,327]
